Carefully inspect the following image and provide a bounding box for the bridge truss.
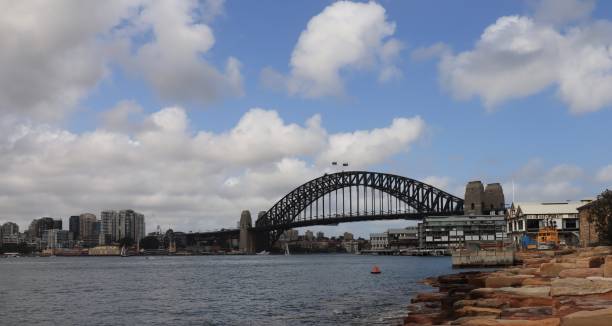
[254,171,464,246]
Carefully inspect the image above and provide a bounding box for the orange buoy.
[371,265,381,274]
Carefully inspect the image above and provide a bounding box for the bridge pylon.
[239,210,256,253]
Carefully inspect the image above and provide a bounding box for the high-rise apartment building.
[42,229,73,249]
[69,215,80,240]
[1,222,19,236]
[28,217,63,238]
[99,210,145,245]
[78,213,98,247]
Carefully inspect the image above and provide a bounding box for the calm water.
[0,255,459,325]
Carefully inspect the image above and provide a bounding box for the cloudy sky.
[2,0,612,236]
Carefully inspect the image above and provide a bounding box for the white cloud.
[411,43,451,62]
[532,0,596,26]
[440,16,561,109]
[124,0,243,105]
[317,116,425,167]
[508,160,584,202]
[596,165,612,183]
[99,100,145,133]
[544,164,583,181]
[0,1,241,121]
[266,1,402,98]
[436,4,612,113]
[422,176,451,190]
[0,1,137,120]
[0,105,426,232]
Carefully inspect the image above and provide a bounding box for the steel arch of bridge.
[254,171,464,245]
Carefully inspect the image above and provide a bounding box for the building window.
[526,219,539,230]
[471,203,475,210]
[565,219,577,229]
[518,220,524,230]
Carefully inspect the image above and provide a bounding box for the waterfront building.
[42,229,73,249]
[316,231,325,240]
[99,210,146,245]
[369,232,388,250]
[287,229,299,241]
[28,217,63,239]
[506,201,590,246]
[69,215,80,240]
[79,213,99,247]
[342,239,359,253]
[388,227,419,249]
[418,215,506,249]
[304,230,314,241]
[369,227,419,250]
[343,232,354,241]
[1,222,22,245]
[1,222,19,236]
[89,245,121,256]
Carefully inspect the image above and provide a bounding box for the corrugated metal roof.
[424,215,505,222]
[512,201,590,215]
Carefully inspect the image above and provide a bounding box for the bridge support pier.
[239,211,256,254]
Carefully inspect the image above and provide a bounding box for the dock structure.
[451,248,515,268]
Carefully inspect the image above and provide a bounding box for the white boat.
[256,250,269,255]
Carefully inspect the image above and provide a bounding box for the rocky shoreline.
[404,246,612,325]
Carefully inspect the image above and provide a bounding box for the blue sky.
[2,0,612,236]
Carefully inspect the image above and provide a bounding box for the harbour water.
[0,255,458,325]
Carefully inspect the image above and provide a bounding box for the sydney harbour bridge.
[189,171,465,253]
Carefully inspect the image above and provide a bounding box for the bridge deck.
[251,211,462,231]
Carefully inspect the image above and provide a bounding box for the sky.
[2,0,612,237]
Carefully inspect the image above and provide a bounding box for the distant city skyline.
[1,0,612,237]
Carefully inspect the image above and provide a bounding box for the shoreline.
[403,246,612,325]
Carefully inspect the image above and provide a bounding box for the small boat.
[256,250,270,255]
[120,246,129,257]
[371,265,381,274]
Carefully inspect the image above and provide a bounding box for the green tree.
[589,189,612,245]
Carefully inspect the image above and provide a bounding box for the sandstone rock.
[451,316,497,325]
[459,318,499,325]
[551,277,612,296]
[470,288,496,299]
[455,306,501,318]
[575,256,605,268]
[522,258,550,268]
[497,286,551,298]
[554,292,612,316]
[467,274,489,288]
[558,268,603,278]
[476,298,508,309]
[603,255,612,277]
[594,246,612,254]
[454,299,477,309]
[555,257,576,264]
[578,247,612,257]
[460,318,560,326]
[500,306,553,319]
[470,287,551,299]
[485,275,534,288]
[539,263,575,277]
[522,277,552,286]
[411,291,446,303]
[517,268,538,275]
[403,312,441,325]
[561,307,612,326]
